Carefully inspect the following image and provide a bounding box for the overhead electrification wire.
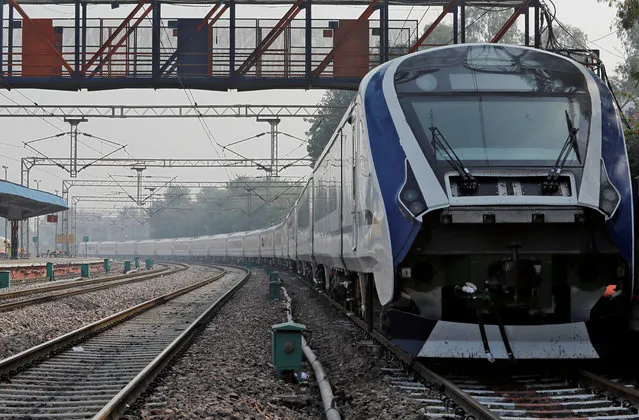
[391,2,416,48]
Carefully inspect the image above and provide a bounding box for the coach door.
[352,114,359,253]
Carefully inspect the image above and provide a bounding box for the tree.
[305,90,356,165]
[465,6,523,44]
[542,24,589,49]
[598,0,639,31]
[148,185,193,238]
[625,129,639,178]
[599,1,639,85]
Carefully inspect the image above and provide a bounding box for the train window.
[402,95,590,165]
[298,189,310,229]
[395,45,588,95]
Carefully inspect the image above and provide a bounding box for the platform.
[0,180,68,259]
[0,258,105,281]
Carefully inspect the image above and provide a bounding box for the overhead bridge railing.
[2,48,393,79]
[0,15,418,89]
[0,1,595,90]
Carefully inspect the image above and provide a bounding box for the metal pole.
[304,0,311,83]
[73,202,77,256]
[8,3,13,76]
[82,1,87,68]
[257,117,280,178]
[0,0,4,75]
[34,180,41,257]
[152,0,161,79]
[55,190,59,253]
[229,0,235,76]
[2,166,7,257]
[132,166,146,205]
[63,118,85,255]
[74,0,80,74]
[65,118,87,178]
[19,159,30,257]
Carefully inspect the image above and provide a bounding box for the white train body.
[82,44,636,361]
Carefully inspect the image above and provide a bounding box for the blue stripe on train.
[363,68,421,265]
[593,74,634,277]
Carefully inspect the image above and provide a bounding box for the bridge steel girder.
[22,157,312,170]
[88,4,152,77]
[0,0,599,91]
[62,178,305,190]
[409,0,456,53]
[490,0,529,43]
[0,104,342,118]
[236,0,304,76]
[82,0,150,75]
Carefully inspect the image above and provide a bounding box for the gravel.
[280,270,432,419]
[0,264,219,360]
[133,269,323,420]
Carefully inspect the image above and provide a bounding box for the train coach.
[85,43,636,361]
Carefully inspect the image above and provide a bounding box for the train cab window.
[394,44,592,168]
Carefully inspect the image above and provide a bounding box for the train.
[81,43,635,361]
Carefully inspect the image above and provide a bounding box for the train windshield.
[394,45,592,167]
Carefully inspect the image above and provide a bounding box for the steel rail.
[572,369,639,405]
[288,272,500,420]
[0,264,170,301]
[0,265,225,380]
[0,264,187,312]
[94,266,251,419]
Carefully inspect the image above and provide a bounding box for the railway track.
[0,265,249,419]
[0,264,180,311]
[287,271,639,419]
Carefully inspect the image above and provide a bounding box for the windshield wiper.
[542,110,581,194]
[430,126,478,193]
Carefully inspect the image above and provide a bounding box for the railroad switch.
[271,321,306,379]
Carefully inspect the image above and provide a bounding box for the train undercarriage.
[278,206,632,361]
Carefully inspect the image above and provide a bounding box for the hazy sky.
[0,0,626,216]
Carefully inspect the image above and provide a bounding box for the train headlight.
[599,159,620,218]
[402,189,419,202]
[409,201,426,215]
[399,161,428,218]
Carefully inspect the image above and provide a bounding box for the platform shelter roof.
[0,181,68,221]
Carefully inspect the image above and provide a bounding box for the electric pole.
[54,189,59,252]
[34,180,41,257]
[2,166,6,257]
